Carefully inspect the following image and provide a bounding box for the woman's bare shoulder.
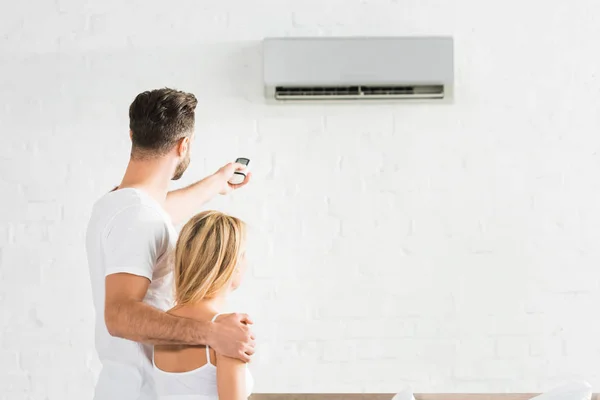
[166,305,214,321]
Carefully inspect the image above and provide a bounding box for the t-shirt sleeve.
[102,204,168,280]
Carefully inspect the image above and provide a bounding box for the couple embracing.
[86,88,256,400]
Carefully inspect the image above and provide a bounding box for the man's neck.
[118,157,173,205]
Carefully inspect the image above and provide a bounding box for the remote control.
[228,158,250,185]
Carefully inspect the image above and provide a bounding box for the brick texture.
[2,0,600,398]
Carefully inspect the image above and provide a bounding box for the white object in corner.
[530,381,593,400]
[391,387,416,400]
[263,37,454,103]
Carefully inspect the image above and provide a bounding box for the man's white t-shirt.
[86,188,177,400]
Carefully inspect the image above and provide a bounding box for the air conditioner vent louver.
[274,85,444,100]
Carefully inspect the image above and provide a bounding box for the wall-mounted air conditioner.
[263,36,454,103]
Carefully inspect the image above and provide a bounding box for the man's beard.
[172,152,190,180]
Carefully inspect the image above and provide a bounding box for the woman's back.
[154,312,253,400]
[155,211,254,400]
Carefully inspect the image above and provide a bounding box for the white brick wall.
[2,0,600,398]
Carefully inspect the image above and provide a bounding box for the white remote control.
[228,158,250,185]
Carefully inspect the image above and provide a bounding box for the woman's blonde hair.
[174,210,247,305]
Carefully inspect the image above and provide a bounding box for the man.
[86,88,255,400]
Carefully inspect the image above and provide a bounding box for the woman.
[153,210,253,400]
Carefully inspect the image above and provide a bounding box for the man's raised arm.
[165,162,251,225]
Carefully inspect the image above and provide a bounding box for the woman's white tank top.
[153,314,254,400]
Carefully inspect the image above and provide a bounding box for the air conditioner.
[263,37,454,102]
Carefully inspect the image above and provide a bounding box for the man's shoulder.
[94,189,164,218]
[90,189,170,235]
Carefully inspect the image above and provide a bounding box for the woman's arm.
[216,352,248,400]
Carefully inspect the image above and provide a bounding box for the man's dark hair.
[129,88,198,157]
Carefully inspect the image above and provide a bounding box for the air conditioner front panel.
[263,37,454,90]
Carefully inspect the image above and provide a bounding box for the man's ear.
[129,130,133,141]
[178,136,190,156]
